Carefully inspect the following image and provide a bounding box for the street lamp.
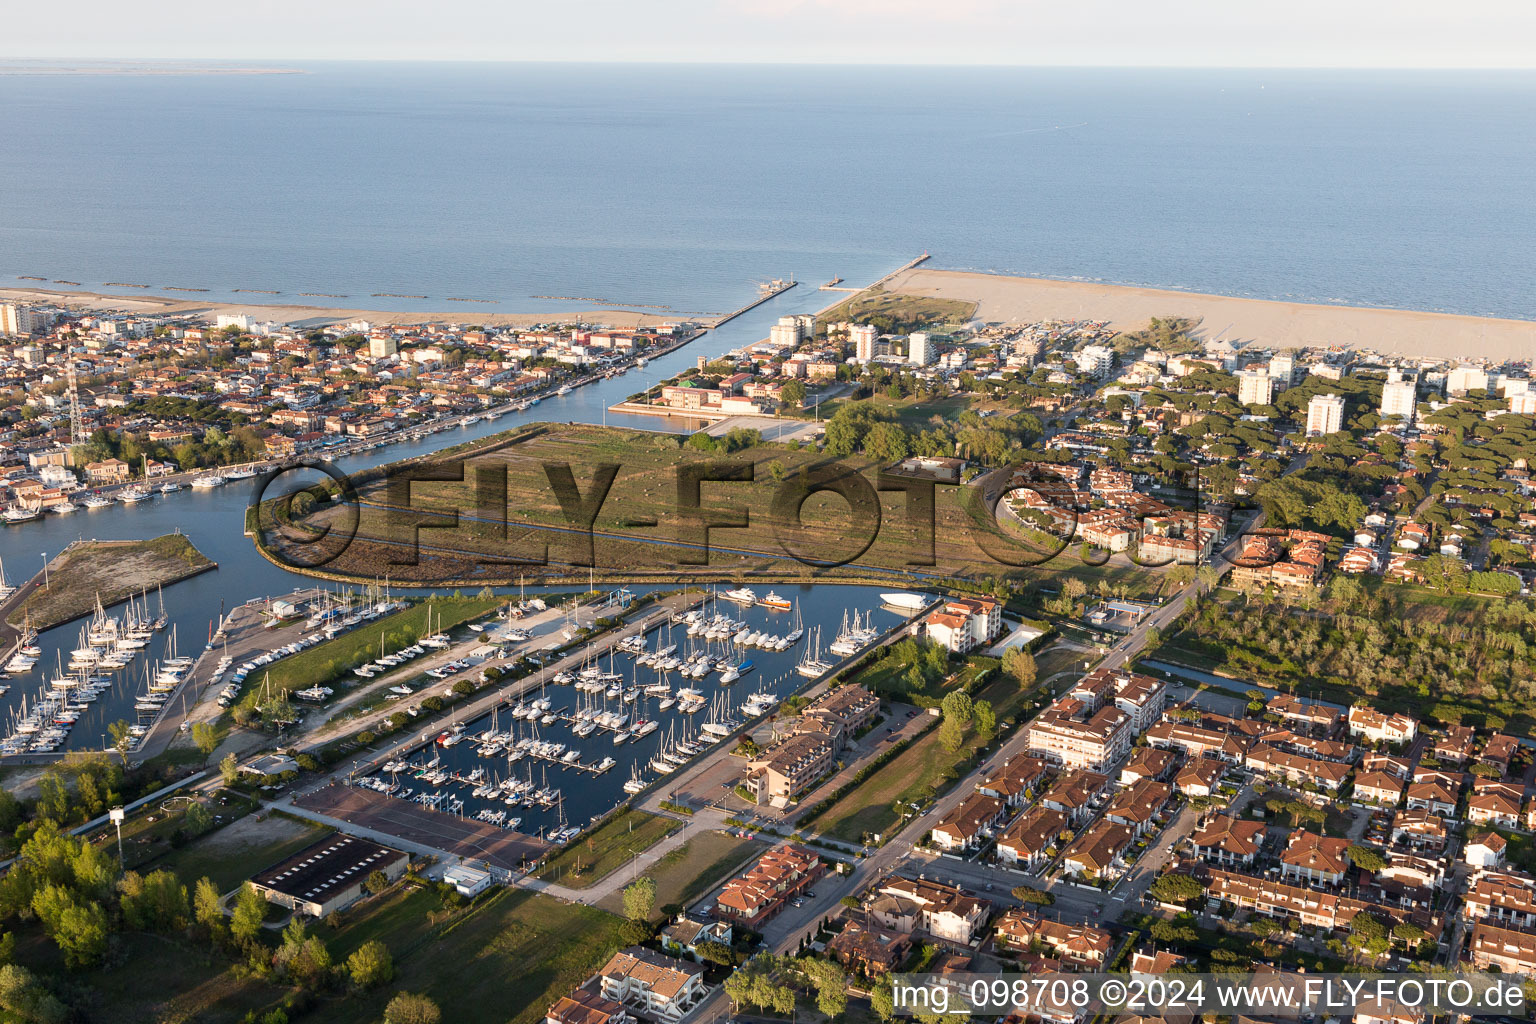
[40,552,48,590]
[109,806,125,865]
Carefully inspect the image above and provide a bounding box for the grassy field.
[596,828,758,917]
[8,533,214,629]
[265,422,1171,592]
[807,726,969,844]
[151,812,335,893]
[247,594,504,699]
[813,287,978,332]
[327,888,626,1024]
[534,808,680,888]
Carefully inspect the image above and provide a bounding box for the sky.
[4,1,1535,67]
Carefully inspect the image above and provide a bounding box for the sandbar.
[886,268,1536,361]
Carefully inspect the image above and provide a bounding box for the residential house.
[658,918,732,961]
[1192,815,1267,868]
[1462,870,1536,930]
[994,806,1068,871]
[1280,830,1353,885]
[1433,724,1476,765]
[1146,719,1251,763]
[1026,696,1133,772]
[713,844,821,928]
[976,756,1051,808]
[596,948,708,1024]
[1348,705,1418,746]
[1245,744,1350,791]
[546,988,632,1024]
[1354,771,1407,807]
[1059,820,1134,880]
[1465,833,1508,871]
[931,792,1006,853]
[1119,746,1176,787]
[1469,921,1536,975]
[993,910,1113,968]
[1040,770,1109,825]
[867,876,990,947]
[1173,756,1227,798]
[826,920,912,977]
[1103,779,1173,837]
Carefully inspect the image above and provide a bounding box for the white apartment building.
[1026,697,1133,772]
[1306,393,1346,436]
[1446,364,1489,395]
[850,324,878,363]
[1075,345,1115,378]
[768,315,808,348]
[1309,362,1343,381]
[1511,393,1536,415]
[1237,370,1275,406]
[908,331,934,366]
[1379,371,1417,423]
[368,335,398,359]
[1267,352,1296,385]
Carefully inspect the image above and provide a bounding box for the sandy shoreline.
[887,268,1536,362]
[0,285,686,330]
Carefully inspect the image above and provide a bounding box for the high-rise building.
[1510,393,1536,415]
[1237,370,1275,407]
[1446,365,1489,395]
[850,324,877,363]
[1498,376,1529,398]
[1306,393,1346,436]
[1379,371,1417,423]
[768,315,805,349]
[1267,353,1295,386]
[0,304,49,337]
[908,332,934,366]
[1075,345,1115,378]
[368,334,398,359]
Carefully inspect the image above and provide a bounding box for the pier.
[707,276,798,329]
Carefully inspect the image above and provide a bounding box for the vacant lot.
[152,811,334,893]
[807,725,967,844]
[596,828,758,917]
[814,287,978,332]
[327,888,626,1024]
[534,807,679,888]
[9,533,214,629]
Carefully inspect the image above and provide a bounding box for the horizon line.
[5,57,1536,71]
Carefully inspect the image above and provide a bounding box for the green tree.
[194,876,227,940]
[0,964,68,1024]
[973,700,996,741]
[348,939,395,990]
[220,753,240,787]
[1002,647,1036,687]
[1148,872,1205,905]
[781,379,807,410]
[183,801,213,836]
[937,716,966,753]
[192,721,219,759]
[107,719,134,765]
[622,876,657,923]
[230,882,266,944]
[1346,844,1386,872]
[941,691,973,727]
[383,991,442,1024]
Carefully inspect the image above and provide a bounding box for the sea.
[2,64,1535,319]
[1,64,1534,769]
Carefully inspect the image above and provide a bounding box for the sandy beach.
[886,268,1536,362]
[0,285,684,330]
